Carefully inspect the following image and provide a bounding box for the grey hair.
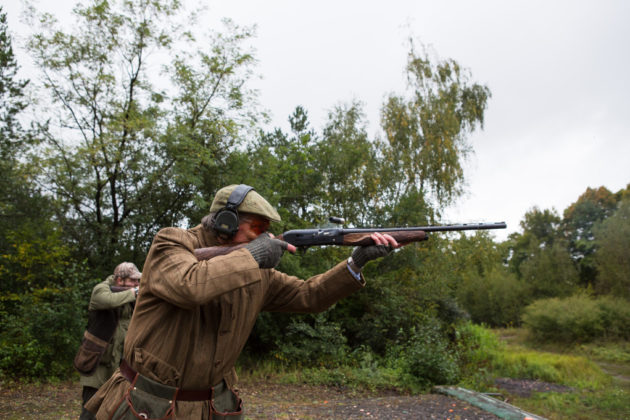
[201,212,216,232]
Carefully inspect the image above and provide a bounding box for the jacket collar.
[190,224,220,248]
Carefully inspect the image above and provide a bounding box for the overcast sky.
[4,0,629,241]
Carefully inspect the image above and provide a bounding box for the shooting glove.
[351,244,392,270]
[244,233,289,269]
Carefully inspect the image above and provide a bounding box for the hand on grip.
[244,233,290,268]
[350,233,398,269]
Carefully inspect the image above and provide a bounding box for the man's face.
[116,277,139,288]
[232,214,270,244]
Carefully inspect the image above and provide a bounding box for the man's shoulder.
[153,224,210,248]
[93,276,115,291]
[154,226,194,243]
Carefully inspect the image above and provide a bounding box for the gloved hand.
[244,233,290,269]
[351,244,392,270]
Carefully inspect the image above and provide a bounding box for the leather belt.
[120,359,214,401]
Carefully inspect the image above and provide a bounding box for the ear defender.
[213,184,254,238]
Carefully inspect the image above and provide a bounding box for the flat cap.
[210,185,281,222]
[114,262,142,280]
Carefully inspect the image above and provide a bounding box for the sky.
[3,0,630,241]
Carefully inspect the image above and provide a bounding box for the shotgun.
[194,221,507,261]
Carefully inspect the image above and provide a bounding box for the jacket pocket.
[109,381,175,420]
[74,331,109,375]
[210,385,243,419]
[133,348,180,386]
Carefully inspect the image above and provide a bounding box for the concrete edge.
[433,386,547,420]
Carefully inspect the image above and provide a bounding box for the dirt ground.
[0,377,568,419]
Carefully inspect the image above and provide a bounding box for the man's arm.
[89,281,136,310]
[141,227,264,308]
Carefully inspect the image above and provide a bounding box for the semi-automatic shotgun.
[194,221,507,261]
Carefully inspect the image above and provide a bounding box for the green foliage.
[387,319,460,390]
[25,0,261,275]
[0,267,94,380]
[593,198,630,298]
[507,206,562,278]
[505,207,580,300]
[457,267,529,326]
[0,210,95,379]
[0,6,28,147]
[519,241,579,299]
[522,294,630,343]
[0,223,71,294]
[379,41,490,211]
[461,328,630,420]
[492,345,606,386]
[455,322,504,388]
[239,106,326,227]
[563,186,619,287]
[0,5,42,261]
[577,341,630,363]
[274,314,349,368]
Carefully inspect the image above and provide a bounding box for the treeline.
[0,1,628,387]
[461,187,630,330]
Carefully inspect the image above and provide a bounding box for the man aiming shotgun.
[84,184,505,419]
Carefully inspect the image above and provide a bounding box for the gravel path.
[0,379,504,419]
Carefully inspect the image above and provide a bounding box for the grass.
[240,327,630,419]
[487,327,630,420]
[237,357,406,394]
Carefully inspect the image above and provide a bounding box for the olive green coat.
[87,225,364,419]
[80,276,136,389]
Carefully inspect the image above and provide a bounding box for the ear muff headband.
[213,185,255,238]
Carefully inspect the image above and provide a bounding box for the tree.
[238,106,325,230]
[0,6,62,296]
[379,41,490,214]
[0,6,31,248]
[0,7,28,152]
[25,0,260,274]
[315,102,383,226]
[562,186,620,287]
[519,241,578,299]
[593,199,630,298]
[507,206,562,278]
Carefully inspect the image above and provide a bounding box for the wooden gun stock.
[340,230,427,246]
[194,243,247,261]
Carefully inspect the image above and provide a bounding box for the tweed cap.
[114,262,142,280]
[210,185,281,222]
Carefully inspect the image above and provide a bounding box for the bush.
[389,319,460,390]
[457,268,530,327]
[522,294,630,343]
[455,322,504,387]
[0,266,94,380]
[273,314,349,367]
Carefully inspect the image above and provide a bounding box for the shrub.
[0,266,94,380]
[457,268,530,326]
[389,320,460,390]
[522,294,630,343]
[455,322,504,387]
[274,314,349,367]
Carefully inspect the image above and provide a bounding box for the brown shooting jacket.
[86,224,364,419]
